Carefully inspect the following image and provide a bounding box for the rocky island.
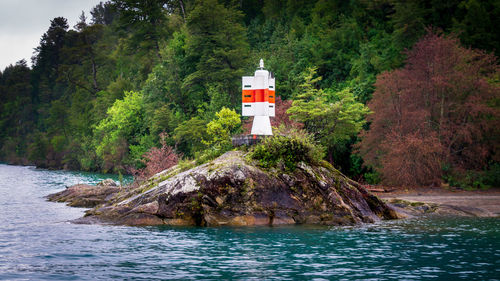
[48,151,400,226]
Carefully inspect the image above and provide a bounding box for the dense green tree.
[92,77,133,123]
[0,60,34,161]
[452,0,500,56]
[90,1,119,25]
[204,107,241,148]
[390,0,427,49]
[31,17,69,103]
[288,68,370,164]
[143,30,194,114]
[183,0,250,108]
[59,23,106,95]
[173,117,207,157]
[113,0,170,59]
[94,91,147,171]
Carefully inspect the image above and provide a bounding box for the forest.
[0,0,498,188]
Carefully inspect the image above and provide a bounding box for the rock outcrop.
[47,183,121,207]
[97,179,117,186]
[385,198,498,217]
[50,151,399,226]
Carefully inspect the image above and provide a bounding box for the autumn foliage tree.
[133,133,179,180]
[358,30,499,187]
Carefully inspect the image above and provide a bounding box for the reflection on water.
[0,164,498,280]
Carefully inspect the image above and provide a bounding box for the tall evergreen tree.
[113,0,171,59]
[31,17,69,103]
[183,0,250,109]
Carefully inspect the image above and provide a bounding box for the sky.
[0,0,103,70]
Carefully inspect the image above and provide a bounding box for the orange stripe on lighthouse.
[242,89,255,102]
[266,89,275,103]
[255,89,268,102]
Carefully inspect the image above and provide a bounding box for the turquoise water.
[0,164,498,280]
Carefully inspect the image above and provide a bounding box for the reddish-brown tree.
[132,133,179,180]
[358,30,499,187]
[242,96,303,134]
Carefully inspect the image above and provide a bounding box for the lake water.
[0,164,498,280]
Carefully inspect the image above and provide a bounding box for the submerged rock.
[50,151,399,226]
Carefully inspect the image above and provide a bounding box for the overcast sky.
[0,0,103,70]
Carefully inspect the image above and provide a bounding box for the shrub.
[194,147,225,165]
[364,171,381,185]
[204,107,241,149]
[189,107,241,166]
[177,158,196,172]
[443,162,500,190]
[249,129,324,171]
[131,133,179,180]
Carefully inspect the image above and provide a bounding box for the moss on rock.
[51,151,399,226]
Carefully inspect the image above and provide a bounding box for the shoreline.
[374,188,500,217]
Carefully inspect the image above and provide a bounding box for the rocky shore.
[47,151,400,226]
[379,191,500,218]
[47,179,120,207]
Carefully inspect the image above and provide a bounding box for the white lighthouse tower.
[241,59,275,135]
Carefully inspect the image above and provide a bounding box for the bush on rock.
[249,129,324,171]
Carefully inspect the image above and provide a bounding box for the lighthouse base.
[251,116,273,135]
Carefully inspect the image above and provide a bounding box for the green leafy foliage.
[442,162,500,190]
[0,0,498,187]
[289,68,370,142]
[249,129,324,171]
[94,91,146,171]
[184,0,250,108]
[288,68,371,166]
[173,117,208,158]
[204,107,241,149]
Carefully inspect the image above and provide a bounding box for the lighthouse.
[241,59,275,135]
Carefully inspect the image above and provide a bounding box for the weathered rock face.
[58,151,399,226]
[47,184,121,207]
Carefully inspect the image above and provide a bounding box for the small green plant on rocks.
[249,129,324,171]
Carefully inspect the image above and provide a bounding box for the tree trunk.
[91,57,99,92]
[179,0,186,22]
